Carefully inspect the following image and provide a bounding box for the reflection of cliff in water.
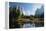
[23,23,35,28]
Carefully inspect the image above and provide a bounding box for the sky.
[9,2,43,16]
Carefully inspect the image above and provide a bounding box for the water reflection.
[22,23,35,28]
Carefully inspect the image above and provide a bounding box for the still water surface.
[23,23,35,28]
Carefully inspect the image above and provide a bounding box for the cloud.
[23,10,30,16]
[23,10,34,16]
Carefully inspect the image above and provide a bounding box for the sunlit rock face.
[35,5,44,18]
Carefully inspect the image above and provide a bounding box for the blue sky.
[9,2,43,16]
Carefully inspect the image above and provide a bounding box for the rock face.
[40,13,44,18]
[35,5,44,18]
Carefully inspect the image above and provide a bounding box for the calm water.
[23,23,35,28]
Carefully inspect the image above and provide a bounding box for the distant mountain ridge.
[35,5,44,18]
